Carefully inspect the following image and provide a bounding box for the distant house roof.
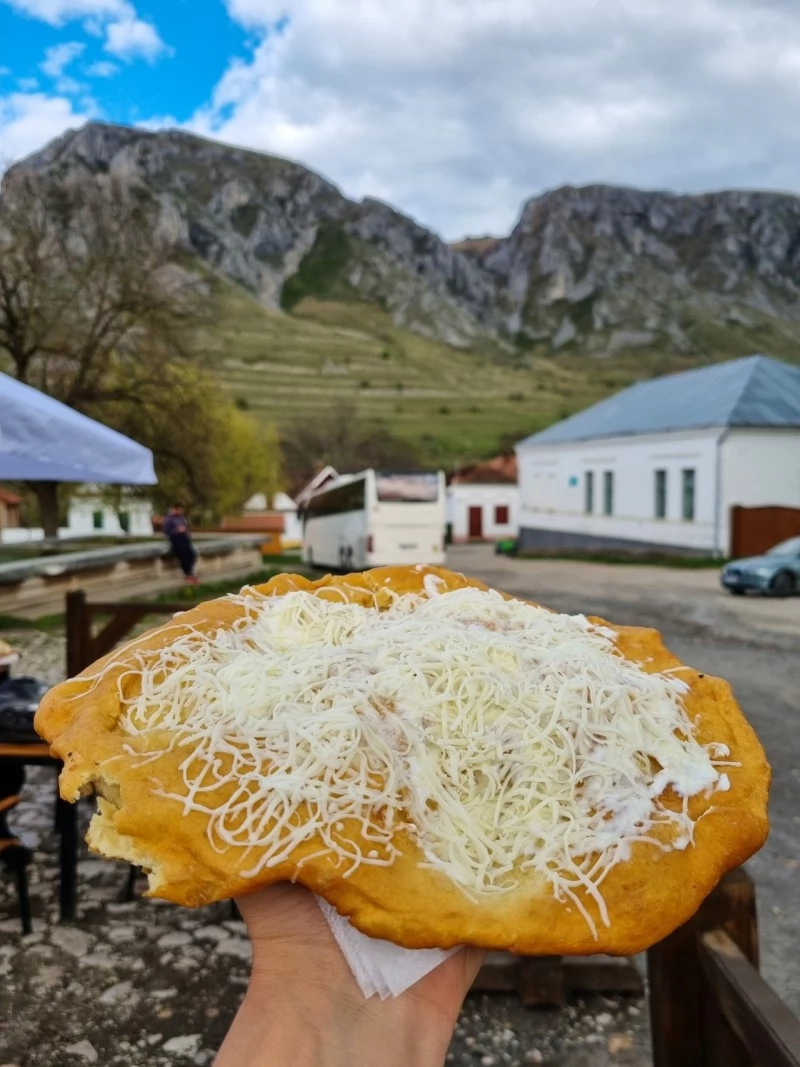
[243,492,269,513]
[272,491,297,512]
[450,455,518,485]
[517,355,800,448]
[243,490,298,513]
[0,488,22,506]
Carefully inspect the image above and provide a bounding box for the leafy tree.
[98,366,281,524]
[0,168,207,535]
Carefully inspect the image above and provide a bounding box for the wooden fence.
[730,505,800,558]
[66,590,800,1066]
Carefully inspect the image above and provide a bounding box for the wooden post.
[65,590,91,675]
[518,957,565,1007]
[92,607,150,660]
[648,868,758,1067]
[62,590,92,924]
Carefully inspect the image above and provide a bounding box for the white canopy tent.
[0,373,156,485]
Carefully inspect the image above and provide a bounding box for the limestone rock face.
[17,124,800,355]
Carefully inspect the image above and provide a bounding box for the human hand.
[215,884,485,1067]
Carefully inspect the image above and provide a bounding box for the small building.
[0,489,22,531]
[220,512,285,555]
[242,490,303,547]
[273,492,303,546]
[1,490,153,542]
[67,494,154,537]
[447,455,519,543]
[516,355,800,557]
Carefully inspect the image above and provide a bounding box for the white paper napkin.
[317,896,459,999]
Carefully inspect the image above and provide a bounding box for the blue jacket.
[163,514,190,538]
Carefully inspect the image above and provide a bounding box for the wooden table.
[0,741,79,922]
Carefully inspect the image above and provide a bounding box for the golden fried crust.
[34,566,770,955]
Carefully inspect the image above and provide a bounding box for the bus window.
[375,472,439,503]
[305,476,367,519]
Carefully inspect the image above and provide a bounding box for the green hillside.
[206,279,663,466]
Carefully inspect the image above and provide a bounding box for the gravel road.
[1,548,796,1067]
[449,545,800,1015]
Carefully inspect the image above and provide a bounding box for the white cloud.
[40,40,85,77]
[85,59,119,76]
[183,0,800,238]
[2,0,169,63]
[55,74,83,93]
[17,76,39,90]
[0,91,95,165]
[104,13,168,60]
[1,0,125,24]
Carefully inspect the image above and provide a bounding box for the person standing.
[162,503,199,585]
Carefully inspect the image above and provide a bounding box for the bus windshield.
[375,472,439,503]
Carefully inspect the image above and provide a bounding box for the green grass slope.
[205,278,800,468]
[206,281,625,465]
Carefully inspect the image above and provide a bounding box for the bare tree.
[0,167,208,535]
[280,401,422,492]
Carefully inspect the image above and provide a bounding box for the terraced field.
[206,281,645,465]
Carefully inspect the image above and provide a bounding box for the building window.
[92,510,104,530]
[585,471,594,514]
[495,505,510,525]
[654,469,667,519]
[603,471,614,516]
[682,468,696,521]
[119,511,131,534]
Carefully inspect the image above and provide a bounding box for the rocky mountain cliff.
[15,122,800,357]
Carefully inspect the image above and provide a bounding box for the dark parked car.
[721,536,800,596]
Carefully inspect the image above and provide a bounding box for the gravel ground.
[5,547,797,1066]
[0,752,648,1067]
[450,545,800,1015]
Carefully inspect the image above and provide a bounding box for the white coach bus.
[301,469,446,570]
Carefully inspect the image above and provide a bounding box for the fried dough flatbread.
[34,566,769,955]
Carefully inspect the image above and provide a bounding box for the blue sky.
[3,0,800,239]
[1,1,252,126]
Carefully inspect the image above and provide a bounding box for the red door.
[468,506,483,540]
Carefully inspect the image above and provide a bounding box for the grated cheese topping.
[113,586,731,935]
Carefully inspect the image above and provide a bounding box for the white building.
[0,491,153,543]
[67,494,154,537]
[447,456,519,543]
[243,490,303,546]
[516,355,800,556]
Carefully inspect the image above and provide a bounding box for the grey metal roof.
[518,355,800,448]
